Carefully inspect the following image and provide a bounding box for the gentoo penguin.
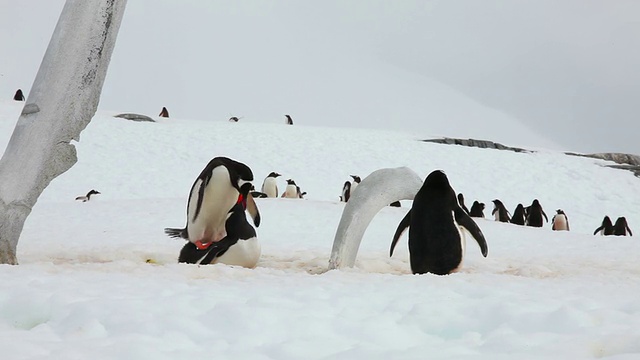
[613,217,633,236]
[350,175,361,192]
[389,201,401,207]
[341,181,351,202]
[593,216,614,236]
[261,172,281,198]
[285,114,293,125]
[13,89,25,101]
[75,189,100,202]
[159,107,169,118]
[551,209,570,231]
[390,170,488,275]
[178,193,261,268]
[525,199,547,227]
[511,204,526,226]
[164,157,259,250]
[229,116,239,122]
[457,193,470,215]
[491,199,511,223]
[469,201,485,218]
[281,179,299,198]
[296,186,306,199]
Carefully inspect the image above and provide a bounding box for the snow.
[1,98,639,359]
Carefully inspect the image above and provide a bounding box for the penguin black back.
[390,170,488,275]
[491,199,511,223]
[159,107,169,118]
[457,193,470,215]
[593,216,614,236]
[13,89,25,101]
[469,201,485,218]
[285,115,293,125]
[613,217,633,236]
[511,204,526,226]
[525,199,547,227]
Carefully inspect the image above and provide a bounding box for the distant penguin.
[350,175,361,193]
[457,193,470,215]
[13,89,25,101]
[511,204,526,226]
[229,116,239,122]
[389,201,401,207]
[178,193,261,268]
[341,181,352,202]
[285,115,293,125]
[525,199,548,227]
[159,107,169,118]
[281,179,299,198]
[593,216,614,236]
[296,186,306,199]
[261,172,281,198]
[551,209,570,231]
[469,201,485,218]
[164,157,260,250]
[390,170,488,275]
[613,217,633,236]
[75,189,100,202]
[491,199,511,222]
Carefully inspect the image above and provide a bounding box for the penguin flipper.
[593,225,603,235]
[246,193,261,227]
[165,227,188,239]
[627,225,633,236]
[200,237,240,264]
[454,207,488,257]
[390,210,411,256]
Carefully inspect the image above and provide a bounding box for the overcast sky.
[2,1,639,155]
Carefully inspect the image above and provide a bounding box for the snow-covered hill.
[1,100,639,359]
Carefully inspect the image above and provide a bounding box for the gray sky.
[2,0,639,154]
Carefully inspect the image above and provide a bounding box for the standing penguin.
[593,216,614,236]
[525,199,548,227]
[261,171,281,198]
[457,193,470,215]
[159,107,169,118]
[491,199,511,223]
[282,179,299,198]
[469,201,485,218]
[341,181,351,202]
[178,192,261,268]
[350,175,361,193]
[285,115,293,125]
[551,209,570,231]
[511,204,526,226]
[613,217,633,236]
[390,170,488,275]
[13,89,25,101]
[164,157,259,250]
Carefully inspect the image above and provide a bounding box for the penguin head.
[268,172,281,178]
[556,209,565,215]
[88,189,101,196]
[532,199,540,206]
[492,199,502,206]
[457,193,465,202]
[350,175,361,183]
[424,170,450,189]
[603,215,613,225]
[286,179,296,185]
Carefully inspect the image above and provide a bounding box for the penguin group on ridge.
[593,216,632,236]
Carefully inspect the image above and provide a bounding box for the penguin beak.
[245,192,261,227]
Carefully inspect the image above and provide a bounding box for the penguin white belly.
[451,224,467,273]
[262,178,278,198]
[214,237,261,268]
[493,210,500,221]
[187,166,238,244]
[553,215,568,231]
[283,184,297,198]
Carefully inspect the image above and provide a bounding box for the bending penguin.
[491,199,511,223]
[511,204,526,226]
[593,216,614,236]
[164,157,260,250]
[341,175,361,202]
[469,201,485,218]
[178,192,261,267]
[281,179,299,198]
[75,189,100,202]
[261,171,281,198]
[390,170,488,275]
[613,217,633,236]
[551,209,570,231]
[525,199,547,227]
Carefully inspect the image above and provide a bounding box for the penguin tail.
[164,227,188,239]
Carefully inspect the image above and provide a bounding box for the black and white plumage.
[469,201,485,218]
[178,193,261,267]
[551,209,570,231]
[613,217,633,236]
[164,157,259,250]
[390,170,488,275]
[525,199,548,227]
[593,216,614,236]
[492,199,511,223]
[261,172,281,198]
[75,189,100,202]
[511,204,526,226]
[285,115,293,125]
[457,193,470,215]
[341,181,351,202]
[281,179,299,198]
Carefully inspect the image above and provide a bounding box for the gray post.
[0,0,127,264]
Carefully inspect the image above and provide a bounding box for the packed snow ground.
[1,100,640,359]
